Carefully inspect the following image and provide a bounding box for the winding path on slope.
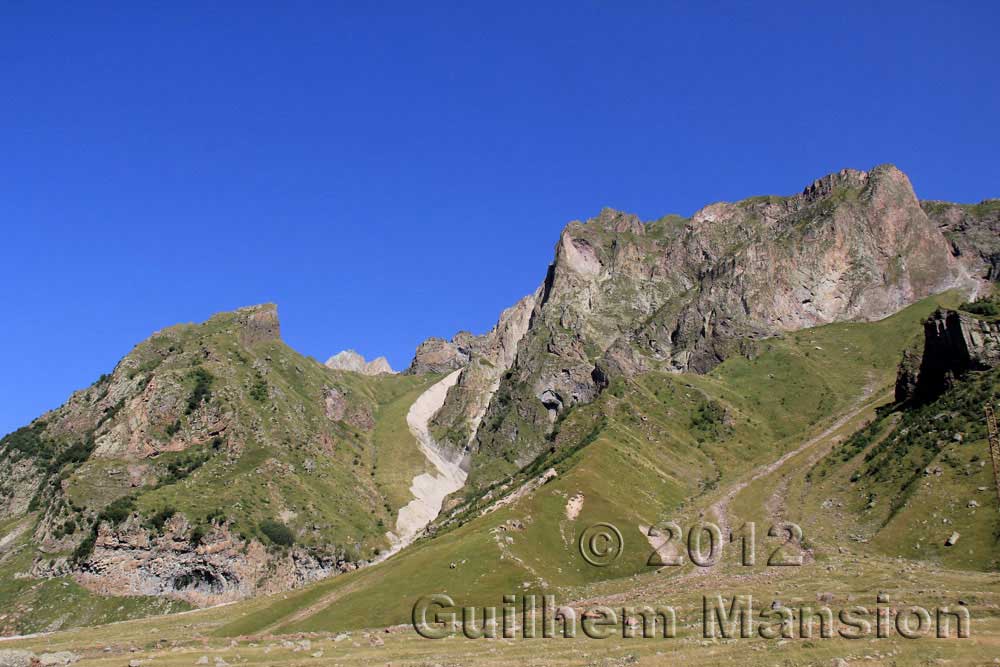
[600,377,890,609]
[701,376,882,568]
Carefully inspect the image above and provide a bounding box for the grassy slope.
[807,366,1000,571]
[371,374,444,514]
[125,331,438,558]
[128,352,437,559]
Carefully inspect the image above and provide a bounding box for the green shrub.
[249,372,268,402]
[0,422,54,464]
[959,297,999,317]
[157,449,211,487]
[185,367,214,414]
[146,506,177,532]
[690,399,733,441]
[190,524,208,545]
[47,436,96,473]
[205,508,225,523]
[259,519,295,546]
[97,495,136,526]
[72,531,97,564]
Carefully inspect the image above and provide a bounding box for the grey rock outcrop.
[406,335,479,374]
[0,651,79,667]
[74,514,352,607]
[232,303,281,346]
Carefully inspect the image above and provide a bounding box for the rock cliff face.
[233,303,282,346]
[467,165,981,489]
[71,515,351,606]
[923,199,1000,283]
[406,335,478,374]
[427,294,538,457]
[895,308,1000,403]
[325,350,394,375]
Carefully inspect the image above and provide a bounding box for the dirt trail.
[705,377,882,556]
[762,388,892,524]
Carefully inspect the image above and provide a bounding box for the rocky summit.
[0,164,997,643]
[325,349,395,375]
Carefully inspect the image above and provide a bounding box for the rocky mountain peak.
[800,166,871,201]
[365,356,394,375]
[593,207,645,235]
[406,336,475,374]
[325,350,395,375]
[223,303,281,346]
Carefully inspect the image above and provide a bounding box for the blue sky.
[1,2,998,436]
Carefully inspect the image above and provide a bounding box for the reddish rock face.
[324,387,374,431]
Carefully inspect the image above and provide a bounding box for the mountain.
[325,350,395,375]
[425,165,984,494]
[0,164,995,642]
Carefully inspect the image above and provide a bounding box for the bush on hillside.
[185,367,214,414]
[259,519,294,546]
[959,296,999,317]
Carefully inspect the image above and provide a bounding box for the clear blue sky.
[1,2,998,436]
